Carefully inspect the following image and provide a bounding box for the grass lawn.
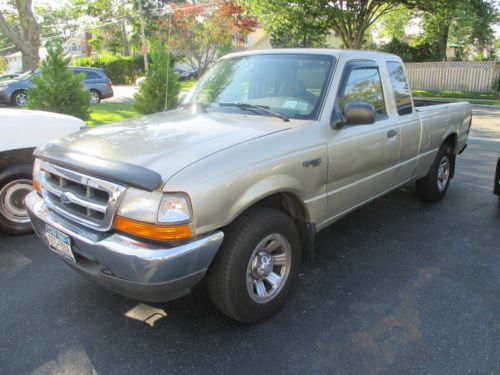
[179,79,197,91]
[412,90,498,101]
[87,102,139,127]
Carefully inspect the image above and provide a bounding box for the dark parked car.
[494,156,500,202]
[175,68,197,81]
[0,67,113,107]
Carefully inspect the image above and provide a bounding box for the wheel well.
[0,148,35,172]
[90,89,101,96]
[443,133,457,154]
[442,133,457,178]
[242,193,315,258]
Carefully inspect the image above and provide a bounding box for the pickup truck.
[25,49,471,322]
[0,109,85,234]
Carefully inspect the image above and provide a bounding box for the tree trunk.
[20,44,39,71]
[438,24,449,61]
[0,0,40,72]
[122,21,130,56]
[85,32,92,57]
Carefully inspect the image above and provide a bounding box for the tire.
[12,91,27,107]
[0,164,35,234]
[89,90,101,104]
[416,142,454,202]
[207,206,301,323]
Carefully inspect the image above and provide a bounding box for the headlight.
[116,188,163,223]
[114,188,193,241]
[158,193,192,223]
[33,158,42,193]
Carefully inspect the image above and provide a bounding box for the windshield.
[183,54,335,120]
[14,70,37,80]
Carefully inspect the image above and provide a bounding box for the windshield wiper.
[217,102,290,122]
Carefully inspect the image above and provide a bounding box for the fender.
[225,174,309,227]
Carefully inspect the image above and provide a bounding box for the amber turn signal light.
[113,216,192,241]
[33,179,41,193]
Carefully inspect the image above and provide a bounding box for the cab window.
[339,67,386,119]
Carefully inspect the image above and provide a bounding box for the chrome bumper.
[25,191,224,302]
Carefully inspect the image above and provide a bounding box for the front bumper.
[26,191,224,302]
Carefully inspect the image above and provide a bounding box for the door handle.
[387,129,398,138]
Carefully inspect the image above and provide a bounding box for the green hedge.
[73,53,146,84]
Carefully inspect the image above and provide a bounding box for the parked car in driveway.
[0,67,113,107]
[26,49,471,322]
[175,68,197,81]
[0,109,85,234]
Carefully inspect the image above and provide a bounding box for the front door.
[326,61,401,221]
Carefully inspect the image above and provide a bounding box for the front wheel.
[207,207,301,323]
[0,164,35,234]
[12,91,27,107]
[416,143,454,202]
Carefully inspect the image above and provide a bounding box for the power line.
[40,0,225,43]
[2,0,225,55]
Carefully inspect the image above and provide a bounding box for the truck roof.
[223,48,402,62]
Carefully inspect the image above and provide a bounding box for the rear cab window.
[386,61,413,116]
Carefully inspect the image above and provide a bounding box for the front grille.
[39,161,126,231]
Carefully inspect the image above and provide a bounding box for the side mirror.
[343,101,376,125]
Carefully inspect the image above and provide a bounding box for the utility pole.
[165,11,172,111]
[138,0,148,71]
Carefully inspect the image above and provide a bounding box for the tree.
[415,0,498,60]
[375,5,414,41]
[164,1,255,75]
[0,0,40,71]
[27,43,90,120]
[134,40,179,114]
[240,0,414,49]
[70,0,134,56]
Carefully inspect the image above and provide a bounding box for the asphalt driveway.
[0,107,499,374]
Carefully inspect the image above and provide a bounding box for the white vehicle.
[0,109,85,234]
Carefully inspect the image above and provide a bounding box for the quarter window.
[339,67,386,119]
[85,71,102,80]
[387,62,412,115]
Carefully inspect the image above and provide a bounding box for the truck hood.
[41,109,304,183]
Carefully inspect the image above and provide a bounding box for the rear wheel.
[89,90,101,104]
[12,91,27,107]
[0,164,35,234]
[207,207,301,323]
[416,143,454,202]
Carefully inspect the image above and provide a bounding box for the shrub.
[74,53,144,84]
[134,42,179,114]
[0,56,7,73]
[27,43,90,120]
[380,38,439,62]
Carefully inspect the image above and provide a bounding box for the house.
[5,32,89,72]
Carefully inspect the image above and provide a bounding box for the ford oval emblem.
[60,192,71,205]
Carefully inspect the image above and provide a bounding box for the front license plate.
[45,225,76,263]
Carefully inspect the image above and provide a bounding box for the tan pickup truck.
[26,49,471,322]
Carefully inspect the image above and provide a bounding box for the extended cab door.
[326,60,401,220]
[385,61,421,182]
